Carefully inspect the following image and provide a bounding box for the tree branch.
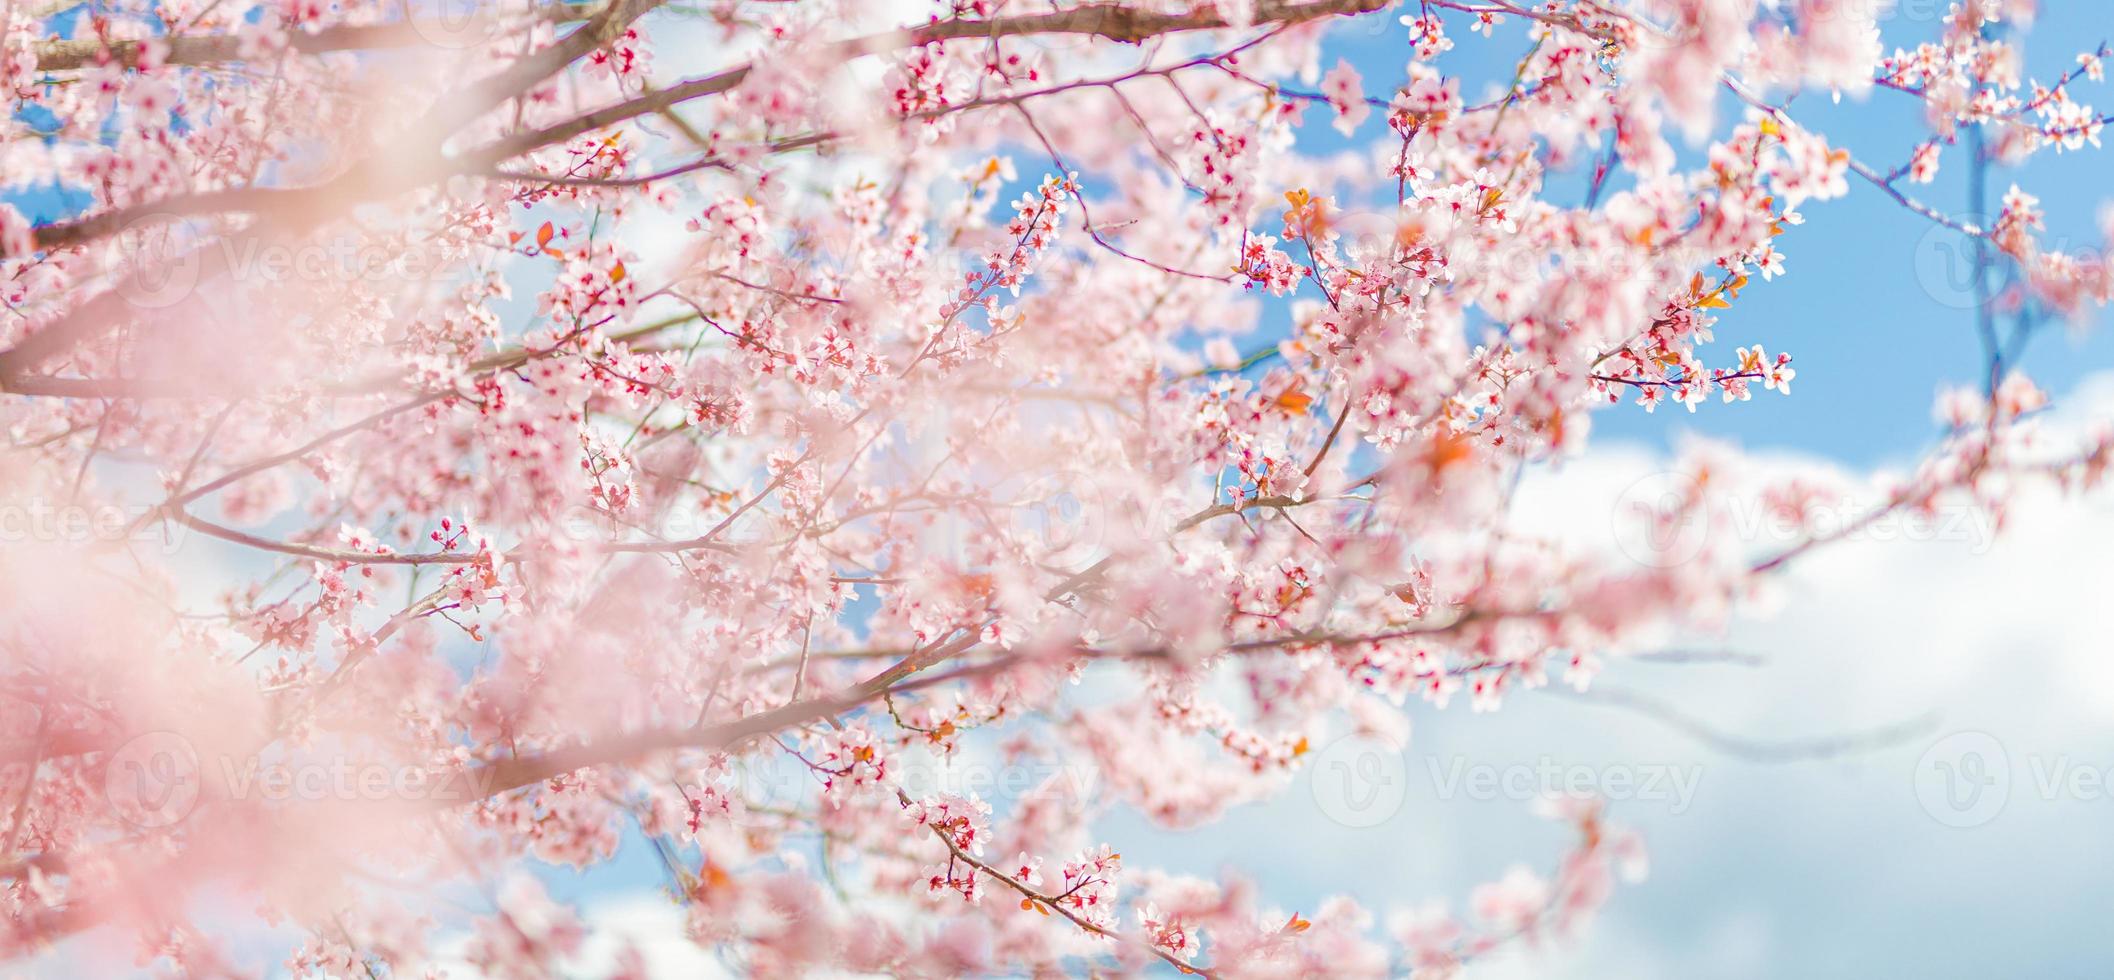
[31,3,600,72]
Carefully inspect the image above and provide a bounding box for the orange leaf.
[1427,430,1473,473]
[611,261,628,283]
[1273,385,1315,414]
[536,221,555,248]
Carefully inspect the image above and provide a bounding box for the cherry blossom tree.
[1,0,2111,975]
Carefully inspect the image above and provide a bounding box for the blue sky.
[1305,3,2114,466]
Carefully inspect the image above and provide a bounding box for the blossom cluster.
[0,0,2110,976]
